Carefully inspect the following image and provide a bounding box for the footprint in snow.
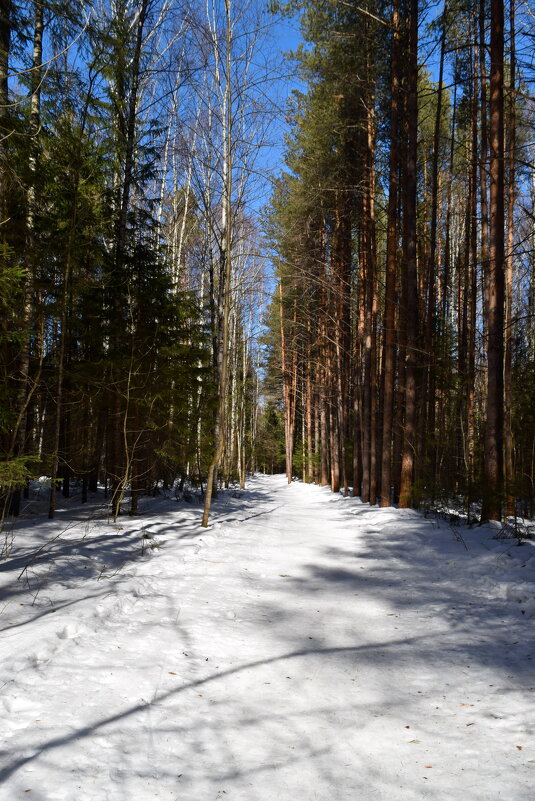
[57,622,86,640]
[2,694,37,715]
[1,694,41,730]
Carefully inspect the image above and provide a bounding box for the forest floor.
[0,474,534,801]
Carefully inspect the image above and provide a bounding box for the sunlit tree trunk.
[278,281,297,484]
[202,0,234,525]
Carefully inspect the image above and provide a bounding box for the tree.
[482,0,505,521]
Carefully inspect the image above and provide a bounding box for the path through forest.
[1,475,534,800]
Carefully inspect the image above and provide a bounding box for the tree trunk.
[333,191,351,496]
[279,281,297,484]
[0,0,11,223]
[361,170,372,504]
[202,1,234,525]
[305,328,314,482]
[425,2,446,493]
[479,0,490,365]
[399,0,419,508]
[504,0,515,516]
[482,0,505,521]
[467,40,479,511]
[48,252,73,519]
[380,0,400,507]
[7,1,43,516]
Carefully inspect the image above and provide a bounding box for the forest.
[1,2,535,796]
[1,0,534,528]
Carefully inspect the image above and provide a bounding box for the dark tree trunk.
[479,0,490,351]
[399,0,419,508]
[380,0,400,507]
[504,0,515,516]
[425,3,446,493]
[0,0,11,222]
[482,0,505,521]
[467,40,479,510]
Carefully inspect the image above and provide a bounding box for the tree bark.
[482,0,505,521]
[504,0,515,516]
[0,0,11,224]
[202,0,234,526]
[380,0,400,507]
[17,0,44,447]
[399,0,419,508]
[425,2,446,493]
[479,0,490,363]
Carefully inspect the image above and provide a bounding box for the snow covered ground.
[1,474,534,800]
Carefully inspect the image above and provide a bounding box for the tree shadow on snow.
[258,506,535,684]
[0,636,427,786]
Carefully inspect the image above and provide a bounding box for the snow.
[1,474,534,800]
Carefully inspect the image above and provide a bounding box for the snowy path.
[1,475,534,800]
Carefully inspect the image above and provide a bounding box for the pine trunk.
[504,0,515,516]
[482,0,505,521]
[399,0,419,508]
[380,0,400,507]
